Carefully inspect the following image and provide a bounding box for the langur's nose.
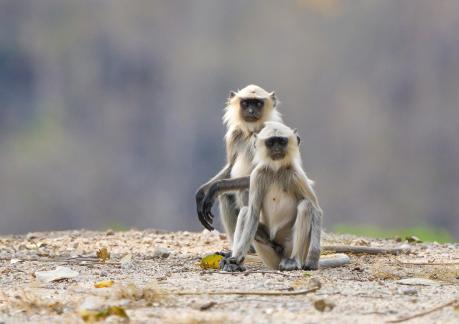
[248,108,254,114]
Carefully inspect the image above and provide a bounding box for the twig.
[322,245,406,255]
[0,256,120,265]
[395,259,459,266]
[387,298,459,323]
[170,286,320,296]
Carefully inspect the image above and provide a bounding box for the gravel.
[0,229,457,323]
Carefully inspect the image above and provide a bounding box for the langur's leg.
[279,199,319,271]
[285,199,321,270]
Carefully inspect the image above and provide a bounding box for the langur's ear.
[269,92,277,107]
[229,91,237,99]
[293,129,301,145]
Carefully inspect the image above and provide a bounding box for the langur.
[220,122,345,271]
[202,136,406,262]
[195,85,282,245]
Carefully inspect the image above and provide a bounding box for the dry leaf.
[94,280,114,288]
[199,254,223,269]
[96,247,110,262]
[35,266,79,283]
[314,299,335,312]
[80,306,128,322]
[48,301,64,314]
[116,282,165,303]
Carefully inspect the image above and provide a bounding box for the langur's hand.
[201,184,219,230]
[196,188,214,231]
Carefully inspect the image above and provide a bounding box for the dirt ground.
[0,229,458,323]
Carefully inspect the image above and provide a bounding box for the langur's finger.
[204,210,214,227]
[202,217,214,231]
[198,211,211,230]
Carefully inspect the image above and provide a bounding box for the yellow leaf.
[94,280,114,288]
[106,306,128,318]
[200,254,223,269]
[96,247,110,262]
[80,306,128,322]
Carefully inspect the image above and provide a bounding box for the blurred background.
[0,0,458,240]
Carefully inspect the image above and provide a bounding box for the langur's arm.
[295,172,321,212]
[201,176,250,226]
[196,164,232,230]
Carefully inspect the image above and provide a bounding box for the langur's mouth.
[243,115,261,122]
[270,152,286,160]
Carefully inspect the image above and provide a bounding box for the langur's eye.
[256,101,263,107]
[280,138,288,146]
[241,101,248,108]
[266,138,274,147]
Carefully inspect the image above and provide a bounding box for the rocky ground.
[0,229,458,323]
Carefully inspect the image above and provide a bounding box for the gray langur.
[195,85,282,244]
[219,122,346,271]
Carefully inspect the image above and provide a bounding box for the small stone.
[396,278,439,286]
[26,233,38,240]
[400,287,418,295]
[400,243,411,251]
[35,266,79,283]
[351,238,369,246]
[405,236,422,243]
[106,229,115,236]
[120,253,133,269]
[153,247,170,258]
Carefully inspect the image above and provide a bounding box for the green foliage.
[333,224,455,243]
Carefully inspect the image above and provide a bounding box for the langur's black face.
[239,98,265,122]
[265,136,289,160]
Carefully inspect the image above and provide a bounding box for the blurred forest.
[0,0,458,238]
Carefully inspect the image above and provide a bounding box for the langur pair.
[196,85,351,271]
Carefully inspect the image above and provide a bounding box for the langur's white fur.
[223,85,282,137]
[230,122,323,271]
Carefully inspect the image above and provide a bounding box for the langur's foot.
[219,256,246,272]
[248,245,256,254]
[279,258,300,271]
[302,260,319,271]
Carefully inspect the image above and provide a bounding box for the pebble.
[153,247,170,258]
[396,278,439,286]
[399,287,418,295]
[26,233,38,240]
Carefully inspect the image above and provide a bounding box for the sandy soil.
[0,229,458,323]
